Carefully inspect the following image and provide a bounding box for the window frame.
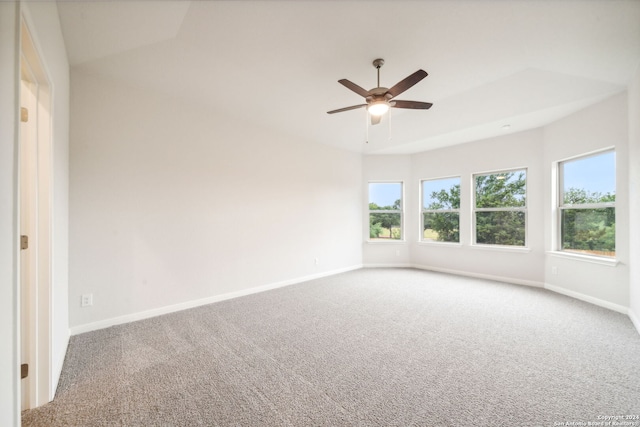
[556,149,615,258]
[367,181,404,243]
[420,176,461,244]
[472,168,528,248]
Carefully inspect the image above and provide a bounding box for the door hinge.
[20,107,28,123]
[20,235,28,250]
[21,364,28,379]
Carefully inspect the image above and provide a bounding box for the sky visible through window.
[369,183,402,207]
[563,151,615,195]
[423,177,459,208]
[370,152,613,209]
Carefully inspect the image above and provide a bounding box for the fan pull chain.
[365,111,369,144]
[388,108,392,141]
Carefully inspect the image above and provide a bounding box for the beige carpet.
[22,268,640,426]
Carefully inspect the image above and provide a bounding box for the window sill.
[469,244,531,253]
[547,251,619,267]
[365,240,407,245]
[417,241,462,247]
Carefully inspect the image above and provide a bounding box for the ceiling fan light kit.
[327,58,433,126]
[367,101,390,116]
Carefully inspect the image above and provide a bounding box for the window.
[368,182,403,241]
[473,169,527,246]
[558,150,615,257]
[421,177,460,243]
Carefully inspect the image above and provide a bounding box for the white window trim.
[556,148,616,260]
[420,176,461,244]
[469,244,531,253]
[365,240,407,245]
[367,181,405,243]
[472,168,528,248]
[547,251,618,267]
[417,241,462,247]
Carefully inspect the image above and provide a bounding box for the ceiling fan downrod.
[373,58,384,88]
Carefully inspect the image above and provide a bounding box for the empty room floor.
[22,268,640,426]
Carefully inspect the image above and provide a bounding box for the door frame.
[19,14,54,410]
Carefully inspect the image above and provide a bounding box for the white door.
[19,76,38,411]
[19,18,55,408]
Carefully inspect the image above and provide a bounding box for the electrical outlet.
[551,266,558,275]
[314,258,319,265]
[81,294,93,307]
[396,250,400,257]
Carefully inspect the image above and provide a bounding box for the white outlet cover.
[81,294,93,307]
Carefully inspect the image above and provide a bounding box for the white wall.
[411,129,545,286]
[363,130,545,287]
[69,71,362,331]
[0,3,21,425]
[363,94,631,311]
[22,1,71,398]
[629,63,640,331]
[543,93,629,309]
[362,155,412,266]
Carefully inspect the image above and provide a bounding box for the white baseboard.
[627,308,640,335]
[544,283,628,315]
[363,263,413,269]
[70,264,363,336]
[70,263,637,336]
[366,265,633,318]
[370,264,636,329]
[412,264,545,288]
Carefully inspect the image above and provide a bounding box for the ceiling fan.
[327,58,433,125]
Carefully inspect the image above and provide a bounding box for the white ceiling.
[57,0,640,154]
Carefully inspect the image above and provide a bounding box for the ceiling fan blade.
[327,104,367,114]
[392,100,433,110]
[386,70,428,98]
[338,79,370,98]
[371,114,382,125]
